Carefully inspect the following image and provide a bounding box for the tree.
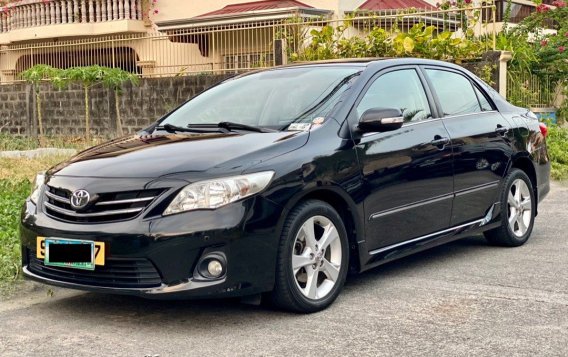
[101,67,139,136]
[63,66,105,141]
[510,1,568,79]
[20,64,59,140]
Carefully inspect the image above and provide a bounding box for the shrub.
[547,126,568,181]
[289,22,486,62]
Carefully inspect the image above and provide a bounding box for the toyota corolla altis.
[21,59,550,312]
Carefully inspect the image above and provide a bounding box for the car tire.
[270,200,349,313]
[484,169,536,247]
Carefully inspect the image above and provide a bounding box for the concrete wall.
[461,51,501,92]
[0,82,32,135]
[0,74,231,137]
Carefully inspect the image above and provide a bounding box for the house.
[0,0,552,82]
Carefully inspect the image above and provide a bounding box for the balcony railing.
[0,0,144,33]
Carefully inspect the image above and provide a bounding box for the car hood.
[48,131,309,178]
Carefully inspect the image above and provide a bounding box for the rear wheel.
[485,169,535,247]
[271,200,349,313]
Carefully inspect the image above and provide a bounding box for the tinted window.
[357,69,431,122]
[426,69,481,116]
[474,86,493,111]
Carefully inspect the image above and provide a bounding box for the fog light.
[207,259,224,277]
[195,253,227,280]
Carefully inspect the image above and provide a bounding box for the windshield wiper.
[185,122,275,133]
[155,123,223,134]
[216,122,275,133]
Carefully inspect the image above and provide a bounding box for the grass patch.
[0,134,107,151]
[0,155,72,286]
[547,126,568,181]
[0,155,70,182]
[0,180,30,286]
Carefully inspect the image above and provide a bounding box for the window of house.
[356,69,432,122]
[426,69,482,116]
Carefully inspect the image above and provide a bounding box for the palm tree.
[101,67,139,136]
[20,64,58,140]
[64,66,105,141]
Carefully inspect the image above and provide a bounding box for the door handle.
[430,136,450,147]
[495,125,509,135]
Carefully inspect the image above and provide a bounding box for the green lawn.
[0,133,105,151]
[0,155,67,285]
[0,180,30,286]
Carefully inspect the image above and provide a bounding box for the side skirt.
[358,209,501,273]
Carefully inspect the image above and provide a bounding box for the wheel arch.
[509,154,538,214]
[278,186,364,273]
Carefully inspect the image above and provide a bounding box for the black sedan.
[20,59,550,312]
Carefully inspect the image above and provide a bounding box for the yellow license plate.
[37,237,105,266]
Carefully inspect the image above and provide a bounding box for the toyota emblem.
[70,189,90,210]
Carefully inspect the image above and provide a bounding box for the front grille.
[44,185,163,223]
[28,250,162,289]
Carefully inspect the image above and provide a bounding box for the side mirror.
[358,108,404,133]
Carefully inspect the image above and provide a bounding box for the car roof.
[281,57,466,70]
[232,57,479,95]
[288,58,382,66]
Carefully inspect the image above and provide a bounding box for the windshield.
[160,66,361,131]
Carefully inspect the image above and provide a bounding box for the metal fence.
[0,5,497,83]
[507,70,554,108]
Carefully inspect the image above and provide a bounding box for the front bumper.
[20,195,284,299]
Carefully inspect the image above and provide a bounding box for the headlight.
[30,172,46,204]
[164,171,275,215]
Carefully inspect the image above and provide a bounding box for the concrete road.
[1,183,567,356]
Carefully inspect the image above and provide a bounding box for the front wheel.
[485,169,536,247]
[271,200,349,313]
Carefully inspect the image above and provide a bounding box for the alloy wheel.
[507,179,532,237]
[291,215,342,300]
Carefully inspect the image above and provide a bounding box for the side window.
[474,86,493,112]
[356,69,431,122]
[425,69,481,116]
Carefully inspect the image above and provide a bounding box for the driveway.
[1,182,567,356]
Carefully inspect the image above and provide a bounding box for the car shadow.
[39,234,492,322]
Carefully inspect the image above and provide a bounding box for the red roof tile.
[358,0,435,11]
[196,0,314,18]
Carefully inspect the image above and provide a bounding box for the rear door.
[352,66,454,252]
[422,67,514,226]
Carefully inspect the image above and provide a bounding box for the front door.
[352,67,454,252]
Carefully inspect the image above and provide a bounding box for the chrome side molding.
[369,218,485,256]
